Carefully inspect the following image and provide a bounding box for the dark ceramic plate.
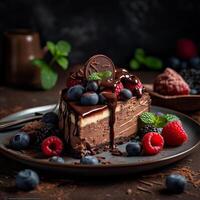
[0,105,200,176]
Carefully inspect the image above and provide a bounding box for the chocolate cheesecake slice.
[58,55,151,156]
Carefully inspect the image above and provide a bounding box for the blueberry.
[80,92,99,105]
[126,142,141,156]
[190,89,198,95]
[167,57,180,69]
[49,156,65,164]
[99,93,107,104]
[42,112,59,126]
[67,85,85,101]
[86,81,98,92]
[166,174,187,193]
[16,169,39,191]
[156,112,164,116]
[190,57,200,68]
[120,89,133,100]
[180,61,188,69]
[80,156,99,165]
[10,132,30,150]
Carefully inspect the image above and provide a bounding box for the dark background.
[0,0,200,66]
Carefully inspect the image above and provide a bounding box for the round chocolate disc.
[84,55,115,86]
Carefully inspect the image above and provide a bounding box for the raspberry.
[154,68,190,95]
[41,136,63,157]
[66,78,82,89]
[161,121,188,146]
[176,39,197,60]
[124,80,143,98]
[114,82,124,97]
[142,132,164,155]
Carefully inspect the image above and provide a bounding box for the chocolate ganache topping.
[60,54,144,154]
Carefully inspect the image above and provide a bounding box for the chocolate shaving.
[137,186,152,194]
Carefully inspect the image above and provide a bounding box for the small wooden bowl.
[144,84,200,112]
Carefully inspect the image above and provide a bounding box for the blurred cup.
[4,29,45,88]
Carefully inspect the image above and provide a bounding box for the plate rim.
[0,105,200,170]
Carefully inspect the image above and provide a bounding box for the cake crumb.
[126,188,132,195]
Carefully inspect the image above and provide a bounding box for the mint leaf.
[134,48,146,63]
[163,114,179,122]
[40,66,58,90]
[130,59,140,70]
[88,71,112,81]
[144,56,163,70]
[140,112,156,125]
[154,116,168,128]
[56,57,69,70]
[47,41,56,56]
[56,41,71,56]
[31,59,48,69]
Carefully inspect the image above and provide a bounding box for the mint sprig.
[88,71,112,81]
[163,114,179,122]
[32,40,71,90]
[140,112,179,128]
[129,48,163,71]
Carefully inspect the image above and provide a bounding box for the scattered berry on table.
[114,81,124,97]
[126,142,141,156]
[86,81,99,92]
[119,89,132,100]
[67,85,85,101]
[16,169,39,191]
[142,132,164,155]
[10,132,30,150]
[49,156,65,164]
[139,125,162,138]
[176,38,197,59]
[161,121,188,146]
[42,112,59,127]
[80,155,99,165]
[166,174,187,193]
[80,92,99,105]
[41,136,63,157]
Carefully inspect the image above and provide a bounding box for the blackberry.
[41,112,59,127]
[34,124,59,145]
[139,125,161,138]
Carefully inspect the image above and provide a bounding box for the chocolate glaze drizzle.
[59,55,144,154]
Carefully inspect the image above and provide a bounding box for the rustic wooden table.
[0,71,200,200]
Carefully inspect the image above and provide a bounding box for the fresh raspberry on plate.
[142,132,164,155]
[66,78,82,89]
[41,136,63,157]
[114,81,124,97]
[161,121,188,146]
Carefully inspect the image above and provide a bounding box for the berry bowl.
[144,84,200,112]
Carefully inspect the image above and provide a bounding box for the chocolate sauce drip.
[60,55,145,154]
[101,91,117,149]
